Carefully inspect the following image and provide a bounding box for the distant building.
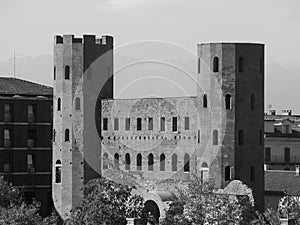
[0,77,53,216]
[265,109,300,171]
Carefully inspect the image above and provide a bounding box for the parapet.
[54,34,113,46]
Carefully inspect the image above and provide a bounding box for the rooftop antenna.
[13,50,15,78]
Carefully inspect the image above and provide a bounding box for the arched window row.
[52,65,71,80]
[101,135,197,142]
[102,152,191,173]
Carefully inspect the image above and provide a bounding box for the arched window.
[259,130,263,146]
[125,153,130,170]
[250,166,255,181]
[200,162,209,182]
[103,153,108,169]
[203,94,208,108]
[114,153,119,168]
[160,154,165,171]
[137,154,142,171]
[225,94,232,110]
[55,160,61,183]
[148,153,154,171]
[225,166,231,181]
[250,94,255,110]
[184,154,190,172]
[212,130,218,145]
[64,129,70,142]
[238,130,244,145]
[64,65,70,80]
[54,66,56,80]
[172,154,177,171]
[57,98,61,111]
[238,57,244,72]
[75,97,80,111]
[213,56,219,72]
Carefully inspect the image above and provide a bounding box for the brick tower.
[197,43,264,211]
[52,34,113,219]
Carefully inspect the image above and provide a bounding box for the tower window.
[198,130,200,143]
[57,98,61,111]
[250,94,255,110]
[172,117,177,132]
[200,162,209,182]
[125,118,130,130]
[137,154,142,171]
[54,66,56,80]
[148,153,154,171]
[103,118,108,131]
[55,160,62,183]
[114,153,119,168]
[250,166,255,181]
[65,129,70,142]
[198,58,201,74]
[75,97,80,111]
[64,65,70,80]
[160,117,165,131]
[238,57,244,72]
[225,94,232,110]
[148,117,153,131]
[212,130,218,145]
[160,154,165,171]
[172,154,177,171]
[103,153,109,169]
[184,117,189,130]
[238,130,244,145]
[137,118,142,131]
[213,56,219,72]
[225,166,231,181]
[114,118,119,131]
[203,94,208,108]
[125,153,130,170]
[184,154,190,172]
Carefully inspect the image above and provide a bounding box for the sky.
[0,0,300,113]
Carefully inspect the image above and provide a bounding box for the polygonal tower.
[197,43,264,211]
[52,34,113,219]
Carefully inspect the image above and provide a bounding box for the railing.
[266,155,300,164]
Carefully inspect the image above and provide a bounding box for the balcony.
[266,155,300,164]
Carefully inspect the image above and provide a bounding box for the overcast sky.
[0,0,300,112]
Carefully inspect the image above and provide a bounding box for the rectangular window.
[103,118,108,130]
[4,129,12,147]
[114,118,119,131]
[148,117,153,130]
[4,104,13,122]
[125,118,130,130]
[28,104,36,122]
[28,129,37,147]
[185,117,189,130]
[160,117,165,131]
[27,154,36,172]
[137,118,142,131]
[265,147,271,162]
[284,147,290,163]
[172,117,177,132]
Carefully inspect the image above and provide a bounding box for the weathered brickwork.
[53,37,265,220]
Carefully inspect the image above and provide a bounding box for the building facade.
[0,77,53,216]
[52,35,265,221]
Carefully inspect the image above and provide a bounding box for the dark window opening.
[114,153,119,168]
[198,130,200,143]
[225,94,231,110]
[160,154,165,171]
[54,66,56,80]
[185,117,189,130]
[103,118,108,131]
[148,153,154,171]
[172,117,177,132]
[160,117,165,131]
[64,129,70,142]
[172,154,177,171]
[125,153,130,170]
[203,94,208,108]
[225,166,231,181]
[213,56,219,72]
[75,97,80,110]
[64,65,70,80]
[184,154,190,172]
[148,118,153,130]
[57,98,61,111]
[285,147,290,163]
[137,118,142,131]
[114,118,119,131]
[137,154,142,171]
[212,130,218,145]
[198,58,201,73]
[125,118,130,130]
[55,160,61,183]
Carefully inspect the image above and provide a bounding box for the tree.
[65,177,146,225]
[0,175,57,225]
[161,178,258,225]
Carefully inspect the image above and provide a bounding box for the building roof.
[0,77,53,96]
[265,129,300,138]
[265,170,300,196]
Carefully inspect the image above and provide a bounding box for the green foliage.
[0,175,57,225]
[65,177,145,225]
[161,178,258,225]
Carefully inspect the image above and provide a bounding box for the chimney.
[296,165,300,176]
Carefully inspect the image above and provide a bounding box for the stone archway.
[144,200,160,224]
